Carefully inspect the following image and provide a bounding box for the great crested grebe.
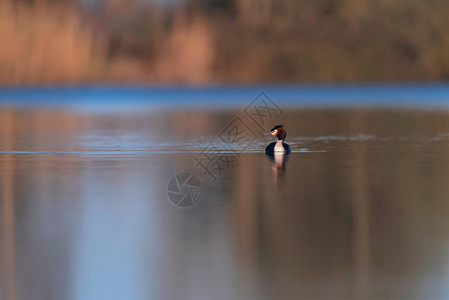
[265,125,291,154]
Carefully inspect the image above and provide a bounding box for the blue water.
[2,87,449,300]
[0,84,449,110]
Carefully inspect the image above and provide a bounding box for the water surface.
[1,105,449,300]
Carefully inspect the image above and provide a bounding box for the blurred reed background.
[2,0,449,84]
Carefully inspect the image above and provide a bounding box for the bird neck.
[274,140,285,152]
[276,134,286,141]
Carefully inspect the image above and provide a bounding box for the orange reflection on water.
[1,108,449,299]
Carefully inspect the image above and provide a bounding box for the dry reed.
[0,0,101,84]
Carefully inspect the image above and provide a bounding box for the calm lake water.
[1,87,449,300]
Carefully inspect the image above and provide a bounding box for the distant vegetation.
[1,0,449,84]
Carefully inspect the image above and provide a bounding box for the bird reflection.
[266,152,289,183]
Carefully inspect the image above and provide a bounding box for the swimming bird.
[265,125,291,154]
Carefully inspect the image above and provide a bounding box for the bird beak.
[266,129,277,136]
